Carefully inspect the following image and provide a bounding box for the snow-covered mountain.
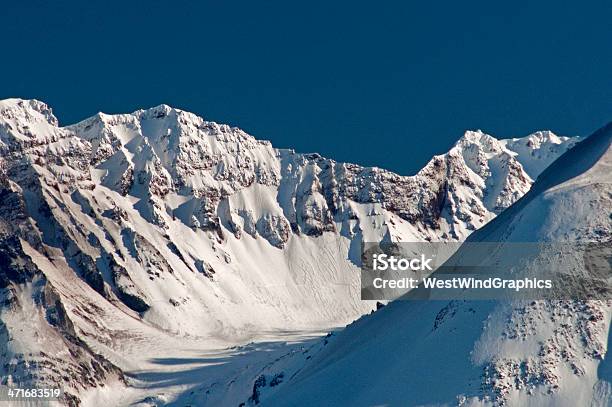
[0,98,578,405]
[253,120,612,406]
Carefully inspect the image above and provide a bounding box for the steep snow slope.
[258,122,612,406]
[0,98,577,405]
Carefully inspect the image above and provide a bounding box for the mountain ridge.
[0,98,580,405]
[258,119,612,407]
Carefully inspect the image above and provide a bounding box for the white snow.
[260,122,612,407]
[0,98,587,405]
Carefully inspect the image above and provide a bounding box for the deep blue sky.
[2,1,612,174]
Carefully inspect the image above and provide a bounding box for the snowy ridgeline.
[0,98,580,405]
[256,121,612,407]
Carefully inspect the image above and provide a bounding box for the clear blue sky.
[2,1,611,174]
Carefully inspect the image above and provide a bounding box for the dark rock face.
[106,252,151,313]
[194,259,215,277]
[248,374,267,404]
[71,251,105,295]
[0,237,38,288]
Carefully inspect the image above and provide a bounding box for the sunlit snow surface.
[0,98,583,405]
[263,123,612,406]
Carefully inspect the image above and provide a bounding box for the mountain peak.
[0,98,589,405]
[0,98,61,151]
[0,98,58,126]
[260,121,612,407]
